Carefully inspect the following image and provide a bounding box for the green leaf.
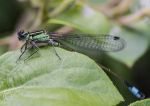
[129,99,150,106]
[0,87,106,106]
[48,1,111,33]
[0,46,7,56]
[0,47,123,106]
[131,20,150,40]
[108,26,149,67]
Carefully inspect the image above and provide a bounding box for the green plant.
[0,0,149,105]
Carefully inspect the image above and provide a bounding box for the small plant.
[0,0,149,106]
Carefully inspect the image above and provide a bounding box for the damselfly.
[17,30,126,60]
[17,30,145,99]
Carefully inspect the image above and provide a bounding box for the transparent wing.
[50,33,126,52]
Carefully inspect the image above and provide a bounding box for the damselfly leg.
[48,39,61,60]
[17,41,39,62]
[16,41,28,63]
[24,41,39,61]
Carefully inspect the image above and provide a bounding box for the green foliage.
[48,1,111,33]
[0,47,123,106]
[0,87,106,106]
[129,99,150,106]
[0,0,149,105]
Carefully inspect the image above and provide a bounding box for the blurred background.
[0,0,149,105]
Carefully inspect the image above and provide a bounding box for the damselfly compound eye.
[18,30,28,41]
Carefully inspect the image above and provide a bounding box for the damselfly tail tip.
[124,81,145,99]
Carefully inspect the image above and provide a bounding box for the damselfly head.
[17,30,28,41]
